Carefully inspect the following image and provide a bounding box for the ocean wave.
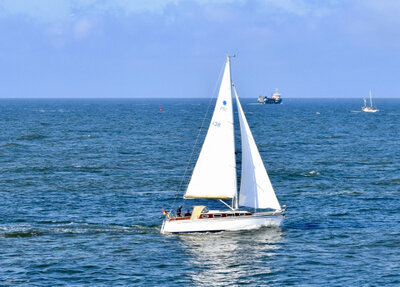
[72,165,117,170]
[304,170,320,177]
[17,134,46,141]
[1,230,44,238]
[0,142,22,148]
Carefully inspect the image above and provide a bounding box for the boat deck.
[168,210,252,221]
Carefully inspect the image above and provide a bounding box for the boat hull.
[265,98,282,104]
[362,108,378,113]
[161,212,284,234]
[258,98,282,104]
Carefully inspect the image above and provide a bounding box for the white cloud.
[0,0,181,21]
[2,0,400,47]
[0,0,71,22]
[262,0,311,16]
[0,0,337,22]
[363,0,400,25]
[73,18,94,39]
[258,0,339,18]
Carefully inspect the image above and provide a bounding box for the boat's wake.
[0,222,158,238]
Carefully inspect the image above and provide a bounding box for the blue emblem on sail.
[223,100,227,105]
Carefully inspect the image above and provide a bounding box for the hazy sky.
[1,0,399,98]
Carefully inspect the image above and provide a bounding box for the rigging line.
[168,61,226,214]
[219,199,234,211]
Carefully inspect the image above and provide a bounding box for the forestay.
[234,87,281,210]
[184,57,237,199]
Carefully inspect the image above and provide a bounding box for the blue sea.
[1,98,399,286]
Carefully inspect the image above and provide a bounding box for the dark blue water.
[1,98,399,286]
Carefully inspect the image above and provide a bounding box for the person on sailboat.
[184,210,191,217]
[176,205,182,217]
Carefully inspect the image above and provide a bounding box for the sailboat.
[161,56,285,234]
[362,90,378,113]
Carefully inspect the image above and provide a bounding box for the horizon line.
[1,97,399,100]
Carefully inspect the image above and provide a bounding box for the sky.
[0,0,400,98]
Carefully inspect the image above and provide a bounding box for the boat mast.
[369,90,373,107]
[228,54,239,210]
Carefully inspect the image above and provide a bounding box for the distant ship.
[362,91,378,113]
[257,88,282,104]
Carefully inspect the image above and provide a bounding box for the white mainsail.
[184,57,237,199]
[234,86,281,210]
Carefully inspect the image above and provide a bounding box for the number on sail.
[212,121,221,127]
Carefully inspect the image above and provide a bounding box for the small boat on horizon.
[362,91,378,113]
[258,88,283,104]
[161,56,285,234]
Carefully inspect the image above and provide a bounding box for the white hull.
[161,212,284,234]
[362,108,378,113]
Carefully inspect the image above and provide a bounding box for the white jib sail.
[234,86,281,210]
[184,57,237,199]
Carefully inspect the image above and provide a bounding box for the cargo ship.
[257,88,282,104]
